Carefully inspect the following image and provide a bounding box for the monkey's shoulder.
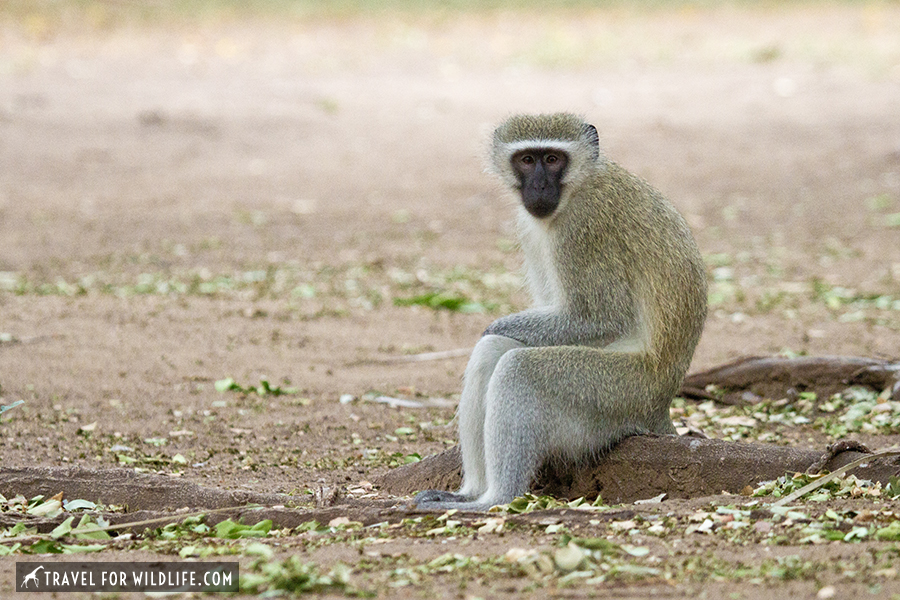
[585,162,674,210]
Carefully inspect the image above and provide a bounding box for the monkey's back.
[556,161,708,383]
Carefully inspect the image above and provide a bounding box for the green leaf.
[843,526,869,542]
[875,521,900,541]
[248,520,273,536]
[27,497,62,518]
[244,542,275,559]
[242,555,350,594]
[572,537,620,552]
[0,400,24,415]
[7,523,36,537]
[64,499,97,512]
[0,543,21,555]
[27,539,63,554]
[887,476,900,499]
[610,564,661,577]
[621,544,651,557]
[61,543,105,553]
[214,519,241,539]
[393,292,487,313]
[867,194,894,211]
[215,377,297,396]
[554,542,586,571]
[73,515,111,540]
[215,518,272,539]
[239,572,270,592]
[50,516,75,539]
[215,378,238,393]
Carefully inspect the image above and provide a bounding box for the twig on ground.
[346,347,471,366]
[770,446,900,508]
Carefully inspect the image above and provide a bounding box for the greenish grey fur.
[416,113,707,511]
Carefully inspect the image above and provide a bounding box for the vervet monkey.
[414,113,707,511]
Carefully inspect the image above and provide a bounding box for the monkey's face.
[511,149,568,219]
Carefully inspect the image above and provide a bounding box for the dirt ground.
[2,2,900,598]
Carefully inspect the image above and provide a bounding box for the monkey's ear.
[583,123,600,160]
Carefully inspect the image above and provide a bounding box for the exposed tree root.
[680,355,900,405]
[0,466,404,535]
[375,435,900,505]
[1,436,899,533]
[0,466,287,511]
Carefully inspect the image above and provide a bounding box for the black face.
[511,149,568,219]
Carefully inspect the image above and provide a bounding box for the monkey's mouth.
[524,202,558,219]
[522,190,560,218]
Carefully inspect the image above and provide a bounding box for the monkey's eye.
[545,154,558,164]
[520,155,535,165]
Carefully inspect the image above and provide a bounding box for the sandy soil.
[1,3,900,598]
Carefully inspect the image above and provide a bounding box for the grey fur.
[414,113,708,511]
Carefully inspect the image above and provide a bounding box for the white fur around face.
[490,139,602,192]
[516,208,564,307]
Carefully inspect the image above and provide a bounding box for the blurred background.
[1,1,899,366]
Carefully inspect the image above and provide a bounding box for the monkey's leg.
[414,335,524,506]
[419,346,673,511]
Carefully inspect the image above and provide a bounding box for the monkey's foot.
[412,498,498,512]
[413,490,469,505]
[413,490,503,511]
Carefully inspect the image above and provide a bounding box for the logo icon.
[21,566,44,589]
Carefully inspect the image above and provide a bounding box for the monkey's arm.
[482,307,632,348]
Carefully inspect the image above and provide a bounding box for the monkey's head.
[489,113,601,219]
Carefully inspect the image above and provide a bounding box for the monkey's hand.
[482,308,620,348]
